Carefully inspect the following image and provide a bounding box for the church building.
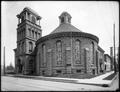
[14,7,105,77]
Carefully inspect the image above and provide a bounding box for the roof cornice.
[36,32,99,45]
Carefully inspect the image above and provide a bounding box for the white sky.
[1,1,119,67]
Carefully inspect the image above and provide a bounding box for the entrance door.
[29,60,34,75]
[18,59,22,73]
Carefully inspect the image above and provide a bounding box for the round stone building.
[35,12,99,76]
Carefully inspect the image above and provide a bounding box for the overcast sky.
[1,1,119,66]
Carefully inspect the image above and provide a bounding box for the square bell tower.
[14,7,42,75]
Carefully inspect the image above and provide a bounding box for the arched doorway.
[17,59,23,73]
[29,60,34,75]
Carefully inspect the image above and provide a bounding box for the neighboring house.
[97,46,105,74]
[5,63,15,74]
[104,54,112,72]
[14,7,106,78]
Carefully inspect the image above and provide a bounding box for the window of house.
[92,42,94,64]
[56,70,62,73]
[42,70,45,75]
[56,40,62,65]
[68,17,71,23]
[76,69,81,73]
[18,43,21,51]
[38,33,40,38]
[29,42,33,52]
[61,17,64,23]
[22,42,24,53]
[29,28,31,37]
[66,64,71,66]
[32,16,36,24]
[28,13,30,20]
[21,16,25,22]
[32,30,34,38]
[35,32,37,39]
[75,40,81,64]
[42,44,46,66]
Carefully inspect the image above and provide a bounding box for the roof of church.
[36,12,99,44]
[50,12,82,34]
[50,23,82,34]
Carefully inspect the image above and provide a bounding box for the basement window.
[56,70,62,73]
[76,69,81,73]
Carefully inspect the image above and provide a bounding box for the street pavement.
[1,73,119,91]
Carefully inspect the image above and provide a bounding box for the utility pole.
[3,46,6,75]
[113,23,116,73]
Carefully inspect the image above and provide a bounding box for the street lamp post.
[3,46,6,76]
[113,23,117,73]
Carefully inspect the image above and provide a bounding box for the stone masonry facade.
[14,7,106,78]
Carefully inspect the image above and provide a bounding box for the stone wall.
[36,36,98,76]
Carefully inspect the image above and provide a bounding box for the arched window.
[21,16,24,22]
[68,17,71,23]
[28,13,30,20]
[61,17,64,23]
[32,16,36,24]
[92,42,94,64]
[22,42,24,53]
[18,43,21,52]
[35,32,37,39]
[42,44,46,66]
[56,40,62,65]
[38,33,40,38]
[32,30,34,38]
[29,42,33,52]
[28,28,31,37]
[75,40,81,64]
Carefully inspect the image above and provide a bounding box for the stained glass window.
[42,44,46,66]
[92,42,94,64]
[56,40,62,65]
[75,40,81,64]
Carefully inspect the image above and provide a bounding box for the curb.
[108,73,118,87]
[4,73,118,87]
[102,73,118,87]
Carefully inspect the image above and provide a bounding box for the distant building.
[104,54,112,72]
[5,63,15,74]
[14,7,106,78]
[97,46,105,73]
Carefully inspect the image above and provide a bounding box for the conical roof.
[36,11,99,45]
[50,23,82,34]
[50,12,82,34]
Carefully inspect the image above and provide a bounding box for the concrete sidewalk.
[5,71,117,87]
